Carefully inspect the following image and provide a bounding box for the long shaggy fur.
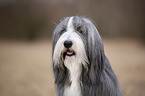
[52,16,122,96]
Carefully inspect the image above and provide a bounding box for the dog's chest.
[64,80,81,96]
[64,57,82,96]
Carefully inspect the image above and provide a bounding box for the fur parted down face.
[52,16,122,96]
[52,16,103,68]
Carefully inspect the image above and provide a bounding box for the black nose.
[64,40,73,48]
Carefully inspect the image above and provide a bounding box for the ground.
[0,38,145,96]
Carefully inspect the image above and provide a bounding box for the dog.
[52,16,122,96]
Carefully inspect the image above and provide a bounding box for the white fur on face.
[53,17,88,67]
[53,17,88,96]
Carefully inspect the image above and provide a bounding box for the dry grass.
[0,39,145,96]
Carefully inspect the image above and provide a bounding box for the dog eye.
[61,28,66,33]
[77,27,83,33]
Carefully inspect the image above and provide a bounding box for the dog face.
[53,17,89,67]
[52,16,104,82]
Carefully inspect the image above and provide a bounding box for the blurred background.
[0,0,145,96]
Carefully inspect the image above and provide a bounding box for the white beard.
[64,56,82,96]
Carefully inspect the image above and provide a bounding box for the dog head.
[52,16,105,83]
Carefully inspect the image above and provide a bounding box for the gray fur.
[52,16,122,96]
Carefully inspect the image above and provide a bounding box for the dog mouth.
[63,49,75,57]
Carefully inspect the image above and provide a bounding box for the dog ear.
[87,23,105,84]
